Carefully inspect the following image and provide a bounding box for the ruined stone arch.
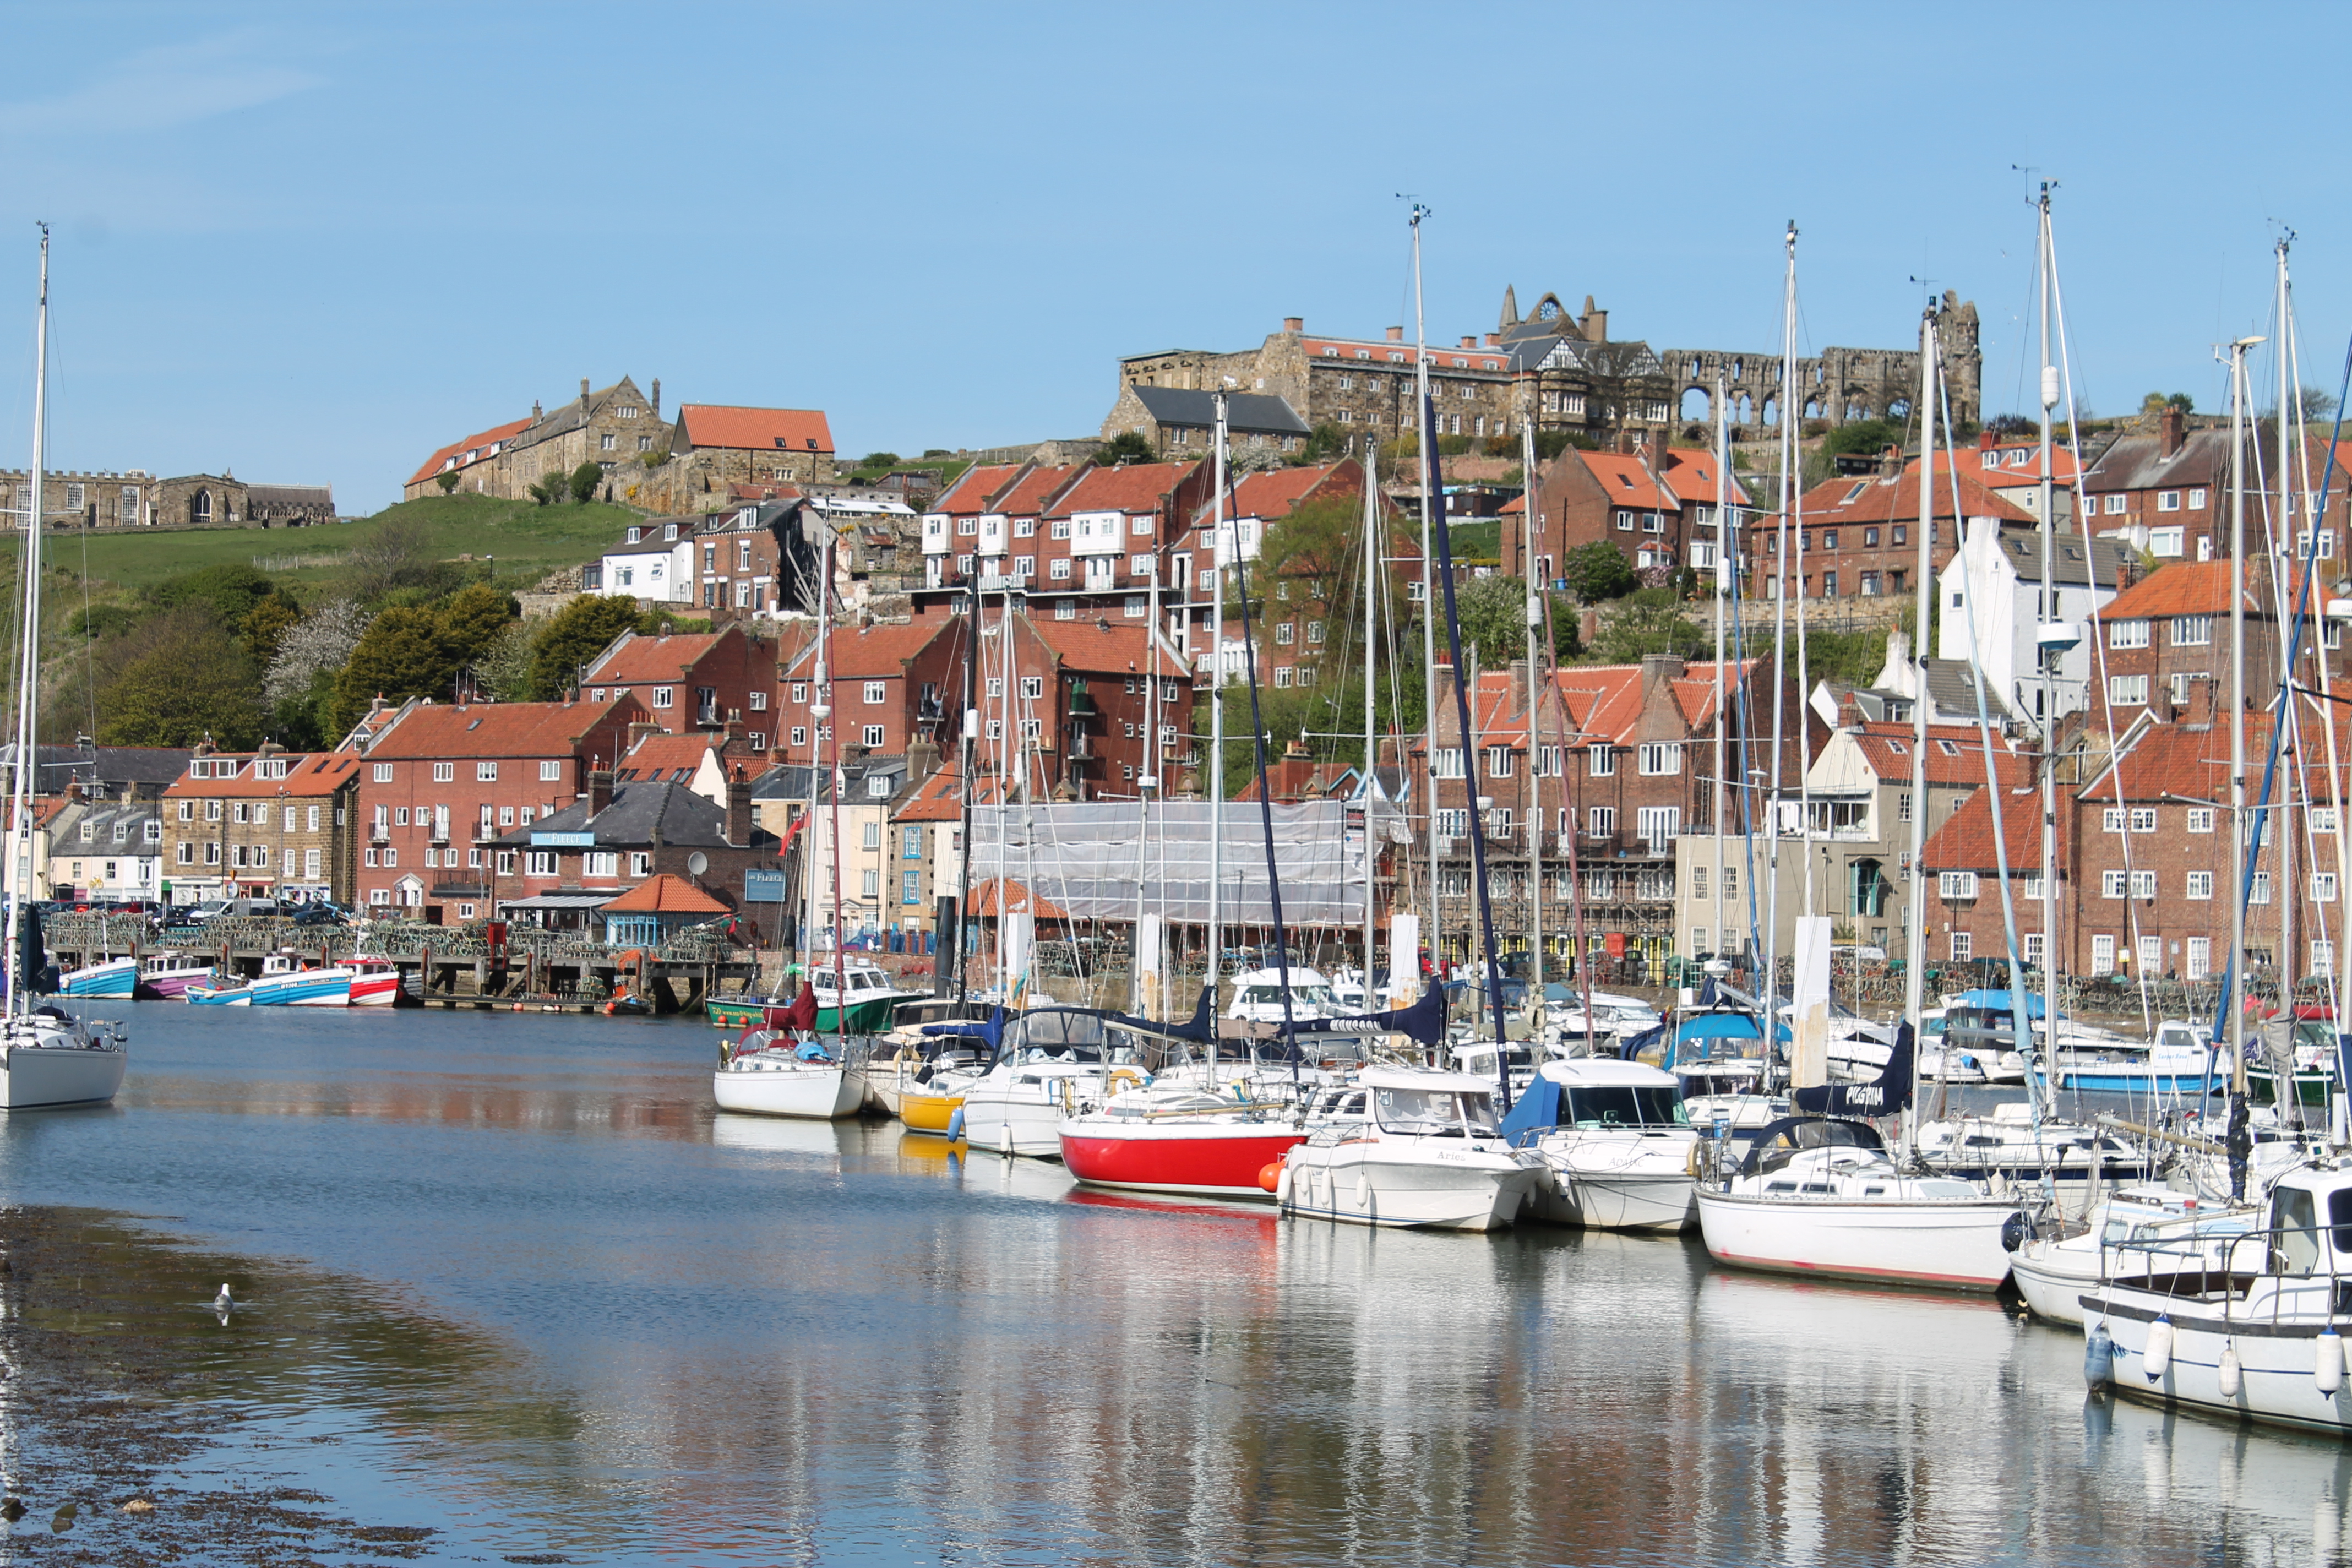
[1761,396,1779,428]
[1680,385,1711,423]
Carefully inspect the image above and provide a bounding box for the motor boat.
[707,958,921,1034]
[1655,1009,1786,1142]
[711,1026,862,1119]
[956,1010,1148,1158]
[51,954,135,999]
[1273,1065,1545,1231]
[346,956,407,1008]
[1448,1037,1542,1096]
[1694,1116,2026,1292]
[1327,966,1392,1013]
[137,951,215,1000]
[2011,1185,2262,1327]
[188,952,355,1007]
[2080,1162,2352,1434]
[1058,1084,1304,1200]
[2058,1018,2223,1093]
[1505,1058,1699,1232]
[1912,1102,2158,1191]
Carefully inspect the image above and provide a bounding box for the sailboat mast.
[5,226,44,1014]
[2034,185,2060,1119]
[1521,388,1545,1003]
[2276,240,2299,1026]
[1135,452,1163,1018]
[1902,308,1936,1151]
[1413,208,1441,993]
[950,586,981,1009]
[2229,335,2259,1097]
[1207,393,1228,1005]
[1712,371,1729,978]
[1362,442,1380,998]
[1766,222,1796,1008]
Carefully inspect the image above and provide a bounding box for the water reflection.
[2,1007,2348,1564]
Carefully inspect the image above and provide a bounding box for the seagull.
[213,1284,233,1312]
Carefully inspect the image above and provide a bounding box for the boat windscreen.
[1374,1087,1498,1136]
[1563,1085,1687,1129]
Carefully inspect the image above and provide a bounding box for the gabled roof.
[1028,616,1188,678]
[1937,443,2081,486]
[2096,559,2260,622]
[1959,526,2135,590]
[406,417,532,488]
[1578,451,1674,511]
[1840,722,2024,787]
[1128,386,1308,436]
[891,760,1004,823]
[1656,449,1750,507]
[926,464,1025,516]
[598,873,730,914]
[1043,461,1200,518]
[614,728,748,784]
[674,405,835,455]
[823,618,951,680]
[164,752,360,799]
[993,464,1079,517]
[365,696,636,760]
[1797,470,2033,526]
[584,630,739,686]
[1920,781,2065,875]
[496,778,772,851]
[1548,659,1758,747]
[1223,461,1359,521]
[966,877,1069,921]
[2082,426,2237,493]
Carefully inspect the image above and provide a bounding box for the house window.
[1939,872,1978,900]
[1588,807,1616,837]
[1636,743,1683,776]
[1615,510,1634,531]
[902,870,922,905]
[1635,807,1680,847]
[539,760,562,782]
[1124,596,1147,619]
[433,762,455,782]
[2190,488,2208,509]
[476,761,498,781]
[2131,870,2156,899]
[1050,559,1072,580]
[2252,872,2273,904]
[1434,748,1465,779]
[1275,623,1295,645]
[2128,808,2157,832]
[2104,494,2127,515]
[1588,747,1616,776]
[1487,747,1513,777]
[2318,873,2340,903]
[2158,490,2180,512]
[372,763,393,783]
[2173,616,2212,646]
[1274,668,1293,687]
[2102,870,2128,899]
[652,687,673,708]
[2187,807,2214,832]
[2108,675,2149,707]
[2109,619,2150,649]
[1950,932,1972,961]
[630,852,652,876]
[864,681,886,704]
[863,725,885,747]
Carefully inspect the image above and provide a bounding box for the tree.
[242,589,304,663]
[1095,430,1156,466]
[1582,596,1706,663]
[1451,574,1529,666]
[527,594,643,700]
[860,451,901,469]
[332,606,464,733]
[146,563,275,628]
[438,581,517,670]
[568,461,602,505]
[264,600,371,708]
[434,472,459,494]
[1299,423,1347,462]
[527,470,566,506]
[94,605,262,749]
[473,617,545,702]
[350,514,439,599]
[1822,417,1903,459]
[1559,541,1639,604]
[2142,391,2195,416]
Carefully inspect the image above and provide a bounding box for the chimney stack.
[1616,431,1636,456]
[2162,404,2186,456]
[1282,317,1303,334]
[651,378,661,417]
[580,377,591,401]
[1646,427,1669,472]
[1880,444,1904,478]
[1978,429,1996,451]
[1582,296,1607,343]
[2186,671,2217,729]
[585,766,614,816]
[725,763,751,847]
[1483,333,1500,348]
[1385,326,1404,342]
[1459,336,1476,350]
[625,719,663,753]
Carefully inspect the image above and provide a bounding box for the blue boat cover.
[1279,986,1447,1049]
[1498,1074,1561,1148]
[1019,984,1219,1044]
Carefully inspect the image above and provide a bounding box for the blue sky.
[0,1,2344,513]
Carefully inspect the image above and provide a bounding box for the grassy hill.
[16,493,639,598]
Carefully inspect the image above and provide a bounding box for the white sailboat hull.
[0,1038,127,1109]
[957,1091,1069,1158]
[1696,1190,2022,1291]
[711,1063,861,1120]
[2011,1249,2097,1326]
[2088,1286,2352,1435]
[1282,1142,1542,1232]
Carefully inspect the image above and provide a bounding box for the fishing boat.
[346,956,407,1008]
[2012,1185,2261,1328]
[137,951,214,1000]
[707,959,919,1034]
[0,230,127,1109]
[50,953,135,998]
[1275,1065,1543,1231]
[1505,1057,1698,1232]
[188,952,355,1007]
[711,1024,862,1119]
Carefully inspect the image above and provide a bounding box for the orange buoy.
[1257,1158,1286,1193]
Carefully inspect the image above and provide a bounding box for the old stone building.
[1097,386,1310,459]
[1114,289,1983,456]
[0,470,335,529]
[407,377,667,503]
[160,744,363,906]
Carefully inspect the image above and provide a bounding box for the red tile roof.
[366,696,637,760]
[2095,559,2260,622]
[599,873,730,914]
[1579,451,1674,511]
[1302,336,1507,373]
[1935,444,2081,486]
[1657,449,1750,507]
[1043,461,1199,518]
[822,618,951,680]
[165,752,361,799]
[675,405,834,455]
[1028,617,1188,678]
[1224,462,1357,521]
[1796,470,2033,526]
[2076,721,2274,805]
[1921,781,2064,874]
[586,631,736,685]
[993,465,1079,517]
[892,761,1005,823]
[1236,753,1358,802]
[967,877,1069,921]
[406,417,532,488]
[616,728,747,782]
[927,464,1025,516]
[1548,660,1757,747]
[1841,722,2024,787]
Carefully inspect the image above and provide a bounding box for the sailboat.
[1693,296,2023,1292]
[0,227,125,1109]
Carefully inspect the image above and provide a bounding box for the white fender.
[2143,1315,2174,1380]
[1355,1175,1371,1210]
[998,1121,1014,1157]
[1275,1166,1293,1206]
[2219,1342,2242,1400]
[2318,1329,2344,1397]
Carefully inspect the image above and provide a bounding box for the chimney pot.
[581,377,591,400]
[1385,326,1404,342]
[586,766,615,815]
[1282,317,1303,334]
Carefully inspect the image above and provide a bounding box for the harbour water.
[0,1003,2344,1565]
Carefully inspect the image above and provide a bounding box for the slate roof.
[34,744,191,791]
[750,755,911,806]
[1922,660,2000,721]
[497,778,774,851]
[1128,386,1308,437]
[2082,427,2237,493]
[1972,528,2135,589]
[503,380,645,457]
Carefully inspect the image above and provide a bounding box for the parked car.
[177,899,232,923]
[291,902,349,927]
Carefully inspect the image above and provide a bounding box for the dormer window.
[627,527,644,543]
[663,523,678,541]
